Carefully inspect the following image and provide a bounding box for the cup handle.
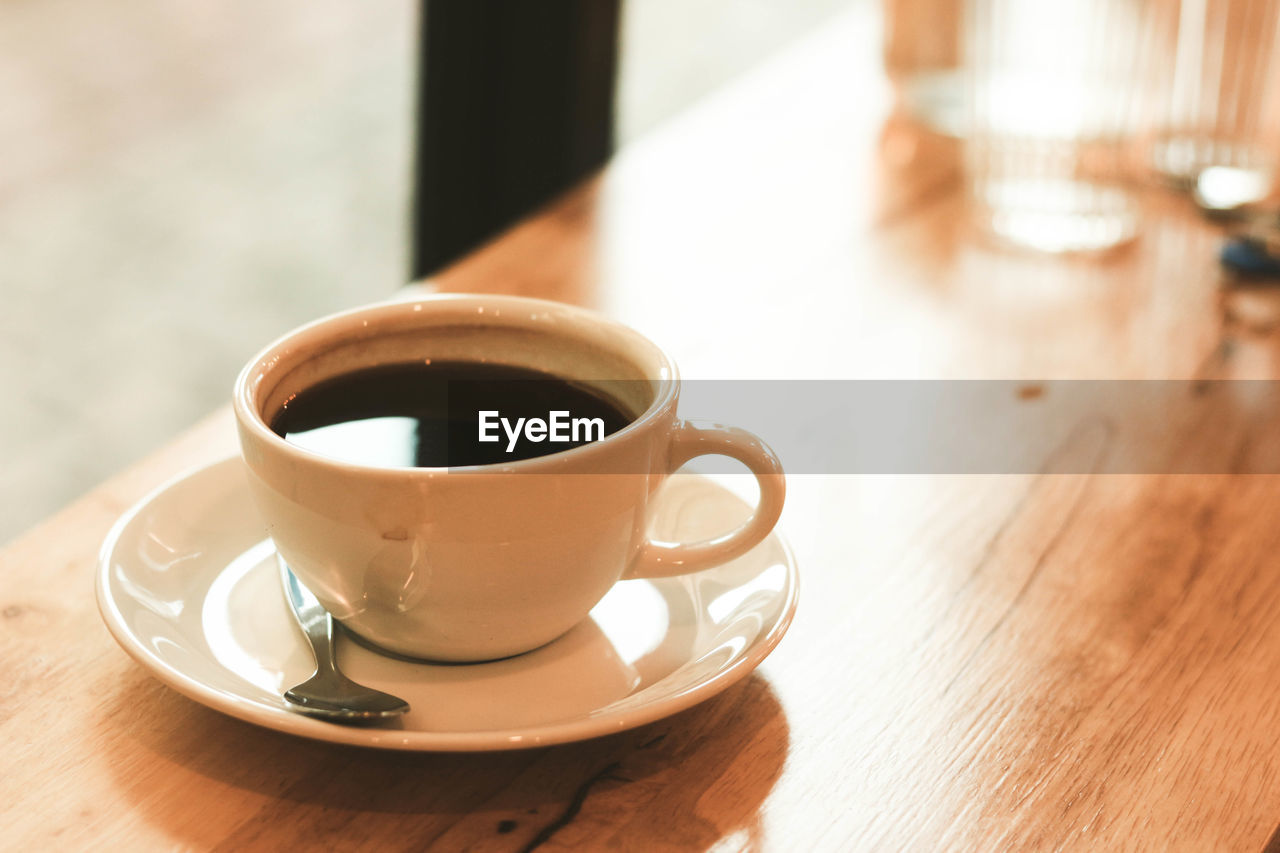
[624,420,786,580]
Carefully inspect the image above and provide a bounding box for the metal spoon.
[279,561,410,723]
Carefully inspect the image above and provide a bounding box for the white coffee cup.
[234,294,785,661]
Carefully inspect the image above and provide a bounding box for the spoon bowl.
[279,561,410,723]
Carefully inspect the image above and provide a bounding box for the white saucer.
[96,458,798,751]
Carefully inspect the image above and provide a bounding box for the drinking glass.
[965,0,1155,253]
[1148,0,1280,191]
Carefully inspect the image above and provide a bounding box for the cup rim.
[233,294,680,476]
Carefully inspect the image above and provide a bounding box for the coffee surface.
[270,360,633,467]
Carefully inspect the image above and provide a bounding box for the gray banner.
[671,380,1280,474]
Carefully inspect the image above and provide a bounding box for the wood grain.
[6,4,1280,850]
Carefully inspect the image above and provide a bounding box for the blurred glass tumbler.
[965,0,1150,253]
[1149,0,1280,189]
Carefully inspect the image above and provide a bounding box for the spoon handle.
[279,560,338,673]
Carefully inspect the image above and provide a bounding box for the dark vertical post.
[410,0,621,279]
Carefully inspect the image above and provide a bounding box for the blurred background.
[5,0,1280,542]
[0,0,850,541]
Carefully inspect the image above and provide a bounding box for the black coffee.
[270,360,633,467]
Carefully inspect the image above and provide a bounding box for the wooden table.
[7,6,1280,850]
